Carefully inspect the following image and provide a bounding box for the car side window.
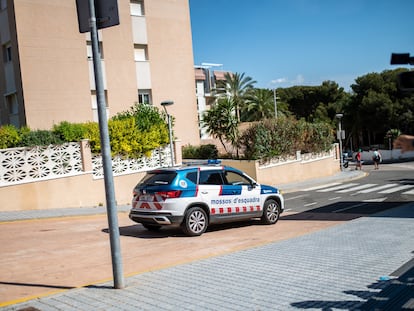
[185,171,198,184]
[224,170,252,186]
[199,170,224,185]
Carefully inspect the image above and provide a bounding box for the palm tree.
[243,88,275,121]
[215,72,256,121]
[202,98,239,155]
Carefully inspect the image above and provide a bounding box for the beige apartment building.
[0,0,200,146]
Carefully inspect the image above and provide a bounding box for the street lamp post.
[336,113,344,171]
[273,88,278,118]
[161,101,175,167]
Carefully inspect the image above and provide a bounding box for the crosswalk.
[303,182,414,195]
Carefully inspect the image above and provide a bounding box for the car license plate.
[139,194,154,202]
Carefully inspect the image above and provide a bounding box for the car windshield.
[139,171,177,186]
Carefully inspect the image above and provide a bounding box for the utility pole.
[77,0,124,289]
[273,88,278,118]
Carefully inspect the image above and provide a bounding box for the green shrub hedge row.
[183,117,334,161]
[0,104,169,157]
[240,117,334,160]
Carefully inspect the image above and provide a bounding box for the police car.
[129,160,284,236]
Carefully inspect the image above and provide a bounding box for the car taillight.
[156,190,182,200]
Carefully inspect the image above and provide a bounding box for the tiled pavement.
[1,169,413,310]
[1,202,413,310]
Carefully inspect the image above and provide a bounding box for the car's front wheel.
[181,207,208,236]
[261,199,281,224]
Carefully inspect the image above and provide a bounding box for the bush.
[53,121,87,142]
[0,125,21,149]
[19,129,63,147]
[112,103,169,157]
[239,117,334,160]
[108,117,142,157]
[82,122,101,154]
[182,144,218,159]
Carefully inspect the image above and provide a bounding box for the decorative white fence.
[0,142,172,187]
[91,148,171,178]
[0,143,83,186]
[258,148,335,168]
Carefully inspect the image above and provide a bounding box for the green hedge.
[182,144,218,159]
[239,117,334,160]
[0,104,170,157]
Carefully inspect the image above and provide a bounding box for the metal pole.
[338,119,343,171]
[88,0,124,289]
[167,114,175,166]
[273,88,278,118]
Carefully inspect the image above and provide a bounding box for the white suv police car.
[129,161,284,236]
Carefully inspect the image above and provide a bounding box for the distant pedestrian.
[372,149,382,170]
[355,149,362,170]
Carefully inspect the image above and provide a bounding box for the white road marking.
[285,194,308,201]
[329,196,342,201]
[357,183,399,193]
[336,184,378,193]
[379,185,414,194]
[317,183,359,192]
[302,183,341,191]
[304,202,317,207]
[333,203,367,213]
[363,197,387,202]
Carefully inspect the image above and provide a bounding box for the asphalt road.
[284,162,414,215]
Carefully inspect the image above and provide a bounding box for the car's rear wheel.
[181,207,208,236]
[142,224,161,231]
[261,199,281,224]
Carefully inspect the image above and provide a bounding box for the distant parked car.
[129,160,285,236]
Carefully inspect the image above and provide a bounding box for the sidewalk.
[2,168,413,310]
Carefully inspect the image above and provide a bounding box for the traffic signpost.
[75,0,124,289]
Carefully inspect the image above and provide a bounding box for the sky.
[189,0,414,91]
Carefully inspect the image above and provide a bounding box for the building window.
[0,0,7,10]
[130,0,144,16]
[91,90,109,120]
[3,43,11,63]
[134,44,148,61]
[5,93,19,127]
[86,41,104,59]
[138,90,151,105]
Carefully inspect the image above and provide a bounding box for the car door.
[222,169,262,217]
[198,169,234,221]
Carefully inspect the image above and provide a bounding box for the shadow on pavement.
[290,259,414,310]
[0,281,75,290]
[110,219,271,238]
[282,201,413,222]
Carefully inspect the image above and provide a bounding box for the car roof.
[148,161,243,174]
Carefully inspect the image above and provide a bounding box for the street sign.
[76,0,119,33]
[337,130,345,140]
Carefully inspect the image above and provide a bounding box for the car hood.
[260,184,279,194]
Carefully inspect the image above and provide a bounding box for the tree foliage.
[342,68,414,148]
[215,72,256,121]
[276,81,349,125]
[239,117,334,161]
[202,97,239,154]
[242,88,290,121]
